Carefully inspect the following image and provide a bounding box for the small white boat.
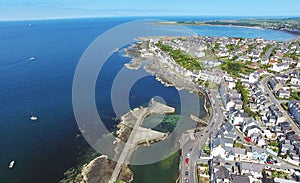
[27,57,36,61]
[9,161,15,169]
[30,115,38,121]
[30,113,38,121]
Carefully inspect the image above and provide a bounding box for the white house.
[291,77,300,86]
[212,145,226,158]
[249,73,259,84]
[271,62,289,72]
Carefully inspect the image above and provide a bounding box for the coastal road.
[180,131,197,183]
[182,89,224,183]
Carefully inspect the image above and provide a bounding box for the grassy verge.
[234,140,246,148]
[156,42,203,71]
[236,80,260,119]
[289,91,300,100]
[281,102,288,111]
[220,60,243,78]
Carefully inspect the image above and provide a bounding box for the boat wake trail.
[0,57,36,70]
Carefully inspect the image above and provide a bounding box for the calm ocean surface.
[0,16,295,183]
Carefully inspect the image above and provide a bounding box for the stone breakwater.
[109,99,175,183]
[78,99,175,183]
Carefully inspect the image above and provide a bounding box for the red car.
[185,157,189,164]
[244,137,251,142]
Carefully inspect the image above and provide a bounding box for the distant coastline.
[158,21,265,30]
[158,18,300,36]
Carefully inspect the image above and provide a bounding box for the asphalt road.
[263,45,276,61]
[181,88,224,183]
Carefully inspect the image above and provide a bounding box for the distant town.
[170,17,300,35]
[125,31,300,183]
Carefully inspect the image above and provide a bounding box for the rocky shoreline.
[124,40,211,116]
[79,155,133,183]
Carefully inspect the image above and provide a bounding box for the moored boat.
[30,112,38,121]
[9,161,15,169]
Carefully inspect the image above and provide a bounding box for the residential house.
[276,88,291,99]
[294,142,300,155]
[212,145,226,158]
[240,162,264,178]
[202,60,222,67]
[249,146,268,162]
[290,77,300,90]
[230,111,250,126]
[280,143,294,154]
[233,147,247,161]
[291,77,300,85]
[275,74,289,83]
[271,62,289,72]
[249,72,259,84]
[288,134,300,143]
[274,178,299,183]
[269,78,284,91]
[288,100,300,125]
[232,175,250,183]
[215,166,231,183]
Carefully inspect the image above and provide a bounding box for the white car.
[275,162,281,166]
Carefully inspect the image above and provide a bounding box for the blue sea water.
[0,16,295,183]
[188,25,295,41]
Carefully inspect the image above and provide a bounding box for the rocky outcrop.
[79,155,133,183]
[80,155,115,183]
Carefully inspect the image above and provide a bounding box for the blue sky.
[0,0,300,20]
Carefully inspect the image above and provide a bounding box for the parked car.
[185,157,189,164]
[185,170,189,176]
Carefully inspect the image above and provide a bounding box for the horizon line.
[1,14,300,22]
